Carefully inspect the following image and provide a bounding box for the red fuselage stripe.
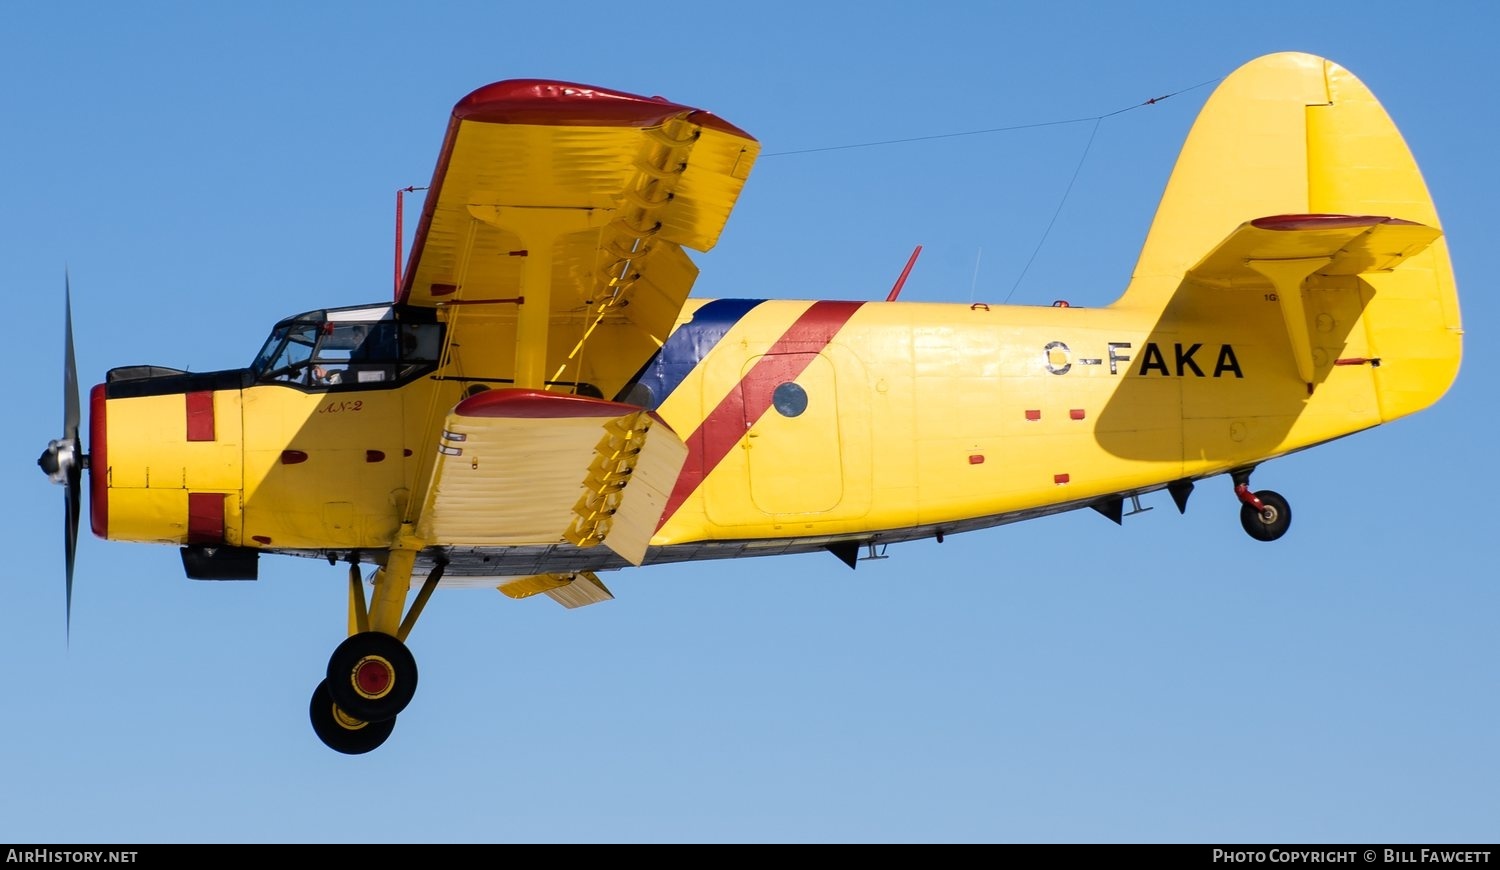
[657,300,864,529]
[186,391,216,441]
[187,492,227,545]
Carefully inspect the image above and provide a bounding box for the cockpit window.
[251,306,443,388]
[256,324,321,382]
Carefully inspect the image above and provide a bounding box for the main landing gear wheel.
[309,679,396,755]
[325,631,419,723]
[1239,489,1292,542]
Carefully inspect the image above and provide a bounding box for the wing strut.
[464,206,613,389]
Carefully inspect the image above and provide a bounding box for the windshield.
[251,305,443,388]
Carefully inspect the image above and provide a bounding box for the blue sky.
[4,1,1495,845]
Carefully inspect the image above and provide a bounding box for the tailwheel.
[309,679,396,755]
[1238,488,1291,542]
[325,631,419,723]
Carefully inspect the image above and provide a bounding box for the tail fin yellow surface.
[1119,51,1460,420]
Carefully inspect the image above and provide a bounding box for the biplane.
[38,51,1462,754]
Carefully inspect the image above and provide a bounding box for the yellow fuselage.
[89,268,1457,563]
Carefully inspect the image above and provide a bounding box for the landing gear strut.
[308,540,445,754]
[1232,469,1292,542]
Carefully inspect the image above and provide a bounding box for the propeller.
[36,273,83,639]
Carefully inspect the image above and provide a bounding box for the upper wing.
[398,79,759,400]
[413,388,688,568]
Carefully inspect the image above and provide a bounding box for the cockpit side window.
[398,323,443,378]
[318,322,396,385]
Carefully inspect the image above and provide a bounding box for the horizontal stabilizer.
[1188,214,1442,389]
[1188,214,1441,287]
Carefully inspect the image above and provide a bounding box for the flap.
[413,389,688,566]
[496,571,615,609]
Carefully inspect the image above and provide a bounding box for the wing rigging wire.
[760,79,1219,158]
[761,77,1221,303]
[1002,115,1102,304]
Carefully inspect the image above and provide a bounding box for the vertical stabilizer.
[1118,51,1460,421]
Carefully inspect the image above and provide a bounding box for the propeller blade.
[64,275,82,639]
[65,464,80,640]
[65,273,79,441]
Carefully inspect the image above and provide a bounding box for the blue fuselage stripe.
[629,299,763,408]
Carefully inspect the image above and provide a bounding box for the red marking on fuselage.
[188,492,227,545]
[89,385,107,539]
[186,391,215,441]
[657,300,863,529]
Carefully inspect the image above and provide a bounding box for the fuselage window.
[772,382,808,417]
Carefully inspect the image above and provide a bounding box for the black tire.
[309,679,396,755]
[1239,489,1291,542]
[325,631,419,723]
